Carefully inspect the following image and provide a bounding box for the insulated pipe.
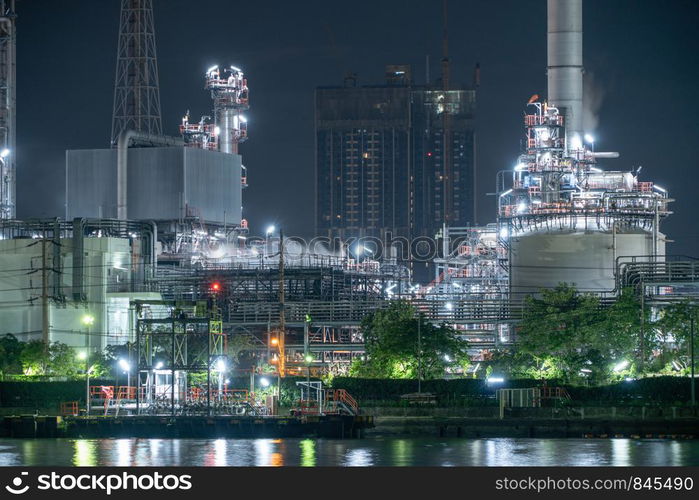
[116,130,184,220]
[591,151,620,159]
[547,0,583,141]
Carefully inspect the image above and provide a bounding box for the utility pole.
[639,284,645,372]
[691,314,695,408]
[417,313,422,394]
[277,228,285,390]
[41,239,49,349]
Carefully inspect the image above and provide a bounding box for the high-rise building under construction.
[315,65,477,247]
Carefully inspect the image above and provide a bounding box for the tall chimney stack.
[547,0,583,142]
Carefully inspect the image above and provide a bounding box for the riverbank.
[368,415,698,439]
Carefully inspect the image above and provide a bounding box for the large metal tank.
[510,228,664,296]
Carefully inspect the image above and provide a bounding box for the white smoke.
[583,71,605,133]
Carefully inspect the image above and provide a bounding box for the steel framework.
[111,0,162,145]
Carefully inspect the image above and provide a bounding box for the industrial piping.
[547,0,583,143]
[116,130,183,220]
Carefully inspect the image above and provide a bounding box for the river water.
[0,438,698,466]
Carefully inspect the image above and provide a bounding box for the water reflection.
[72,440,97,466]
[0,438,696,467]
[300,439,316,467]
[343,448,373,466]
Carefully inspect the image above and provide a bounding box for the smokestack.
[547,0,583,141]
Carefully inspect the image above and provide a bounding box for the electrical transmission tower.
[110,0,163,145]
[0,0,16,219]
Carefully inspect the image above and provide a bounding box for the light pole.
[216,358,226,402]
[119,358,131,394]
[265,225,275,261]
[77,351,91,415]
[81,314,94,355]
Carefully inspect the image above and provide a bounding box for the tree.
[47,342,83,377]
[0,334,23,377]
[653,301,699,375]
[19,340,50,375]
[350,301,467,379]
[516,284,639,384]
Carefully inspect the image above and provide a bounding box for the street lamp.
[265,225,276,260]
[77,351,91,415]
[215,358,226,401]
[119,358,131,391]
[81,314,94,356]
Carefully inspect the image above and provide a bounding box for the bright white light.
[0,148,9,158]
[230,65,242,72]
[499,189,513,198]
[216,359,226,373]
[570,134,583,151]
[443,354,451,362]
[653,185,667,193]
[260,377,270,387]
[580,368,592,374]
[486,377,504,384]
[589,167,603,173]
[624,377,634,382]
[499,227,509,239]
[514,163,527,172]
[265,225,276,236]
[209,247,225,259]
[77,351,87,361]
[225,379,230,385]
[517,202,528,214]
[207,65,219,74]
[239,115,247,123]
[445,302,454,311]
[155,361,164,370]
[613,360,629,372]
[354,244,364,255]
[214,126,221,136]
[584,134,595,144]
[118,359,130,372]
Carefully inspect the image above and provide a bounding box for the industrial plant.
[0,0,696,422]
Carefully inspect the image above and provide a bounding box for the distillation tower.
[180,66,249,153]
[0,0,15,219]
[496,0,671,297]
[498,101,670,296]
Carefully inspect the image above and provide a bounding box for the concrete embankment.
[364,406,699,439]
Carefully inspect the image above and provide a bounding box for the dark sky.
[16,0,699,256]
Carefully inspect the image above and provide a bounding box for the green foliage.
[350,301,467,379]
[330,376,694,406]
[0,334,23,376]
[515,284,640,384]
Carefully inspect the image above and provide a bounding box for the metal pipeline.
[116,130,184,220]
[592,152,620,159]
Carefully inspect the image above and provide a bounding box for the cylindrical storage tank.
[510,228,664,297]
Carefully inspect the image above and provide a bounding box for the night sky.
[15,0,699,256]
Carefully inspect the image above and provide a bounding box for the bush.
[330,376,694,406]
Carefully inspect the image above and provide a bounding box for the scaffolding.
[133,299,267,416]
[425,224,513,356]
[497,101,671,239]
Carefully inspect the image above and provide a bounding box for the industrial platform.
[0,414,374,439]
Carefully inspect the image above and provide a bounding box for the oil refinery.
[0,0,696,420]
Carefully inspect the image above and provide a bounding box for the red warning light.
[427,152,433,157]
[211,282,221,292]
